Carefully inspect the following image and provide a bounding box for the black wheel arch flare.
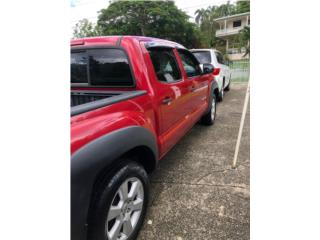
[71,126,158,240]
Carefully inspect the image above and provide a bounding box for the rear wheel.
[225,75,231,91]
[201,94,217,126]
[218,84,224,102]
[88,161,149,240]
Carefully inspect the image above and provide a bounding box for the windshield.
[71,48,134,86]
[192,51,211,64]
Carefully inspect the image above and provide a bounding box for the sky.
[70,0,236,26]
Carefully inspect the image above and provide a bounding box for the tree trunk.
[140,26,145,36]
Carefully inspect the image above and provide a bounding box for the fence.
[229,59,250,82]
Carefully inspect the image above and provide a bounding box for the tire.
[88,160,149,240]
[201,93,217,126]
[218,84,224,102]
[225,76,231,91]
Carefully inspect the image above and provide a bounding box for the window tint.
[192,51,212,64]
[70,49,134,86]
[178,49,202,77]
[89,49,133,86]
[71,51,88,83]
[233,20,241,28]
[215,52,225,64]
[148,48,181,83]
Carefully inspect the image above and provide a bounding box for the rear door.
[221,53,231,86]
[146,47,193,152]
[215,51,230,88]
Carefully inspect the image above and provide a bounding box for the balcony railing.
[227,47,246,54]
[216,26,244,37]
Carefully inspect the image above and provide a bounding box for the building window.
[233,20,241,28]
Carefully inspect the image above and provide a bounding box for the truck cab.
[71,36,219,240]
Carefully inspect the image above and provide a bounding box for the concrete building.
[215,12,250,61]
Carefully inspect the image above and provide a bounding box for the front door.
[176,49,210,117]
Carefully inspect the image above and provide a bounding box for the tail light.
[213,68,220,75]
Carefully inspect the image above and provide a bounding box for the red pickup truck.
[71,36,220,240]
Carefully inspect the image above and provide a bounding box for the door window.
[148,48,181,83]
[178,49,201,77]
[177,49,202,78]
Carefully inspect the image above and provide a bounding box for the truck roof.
[71,35,186,49]
[190,48,218,52]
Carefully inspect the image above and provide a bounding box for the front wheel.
[201,94,217,125]
[88,161,149,240]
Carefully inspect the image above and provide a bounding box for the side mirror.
[202,63,214,74]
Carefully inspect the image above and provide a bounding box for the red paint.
[71,36,215,160]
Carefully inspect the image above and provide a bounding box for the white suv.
[191,49,231,101]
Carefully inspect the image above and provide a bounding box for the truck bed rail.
[71,90,147,116]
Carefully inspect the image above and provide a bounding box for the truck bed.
[71,90,146,116]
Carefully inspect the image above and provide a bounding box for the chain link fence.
[230,59,250,82]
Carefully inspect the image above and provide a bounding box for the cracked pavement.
[137,83,250,240]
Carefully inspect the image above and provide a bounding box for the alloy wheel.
[106,177,144,240]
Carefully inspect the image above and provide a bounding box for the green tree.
[72,18,102,38]
[194,4,230,48]
[97,0,201,48]
[216,1,235,17]
[195,0,250,48]
[195,8,209,26]
[238,26,250,56]
[234,0,250,14]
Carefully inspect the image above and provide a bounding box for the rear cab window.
[192,51,212,64]
[71,51,88,83]
[71,48,134,87]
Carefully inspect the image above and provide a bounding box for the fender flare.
[71,126,158,240]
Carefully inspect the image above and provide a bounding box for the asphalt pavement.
[137,83,250,240]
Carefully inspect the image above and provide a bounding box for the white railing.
[227,47,246,54]
[216,26,244,37]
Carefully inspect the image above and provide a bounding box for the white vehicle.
[190,49,231,101]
